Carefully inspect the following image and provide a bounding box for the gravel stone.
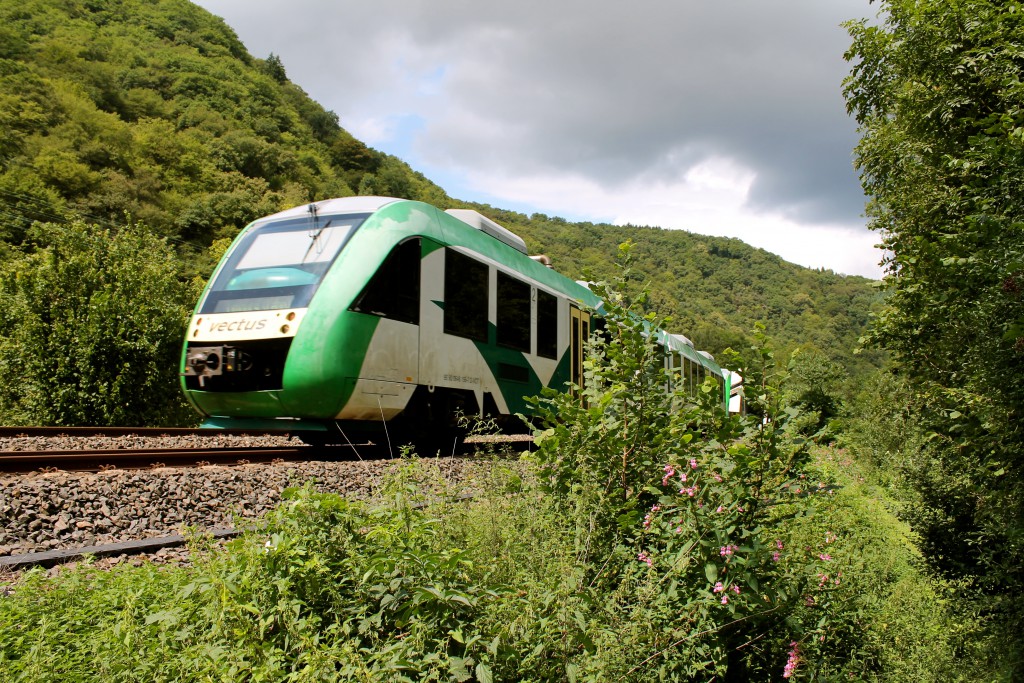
[1,433,509,560]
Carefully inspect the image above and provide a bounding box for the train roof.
[445,209,529,254]
[258,196,400,222]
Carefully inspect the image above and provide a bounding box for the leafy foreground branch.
[0,282,972,681]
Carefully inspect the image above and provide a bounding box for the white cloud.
[445,157,881,278]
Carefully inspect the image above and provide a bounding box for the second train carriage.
[180,197,733,441]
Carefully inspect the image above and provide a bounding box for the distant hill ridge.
[0,0,880,373]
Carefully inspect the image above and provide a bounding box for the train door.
[340,238,422,420]
[570,306,591,398]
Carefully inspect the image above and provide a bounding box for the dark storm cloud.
[195,0,873,227]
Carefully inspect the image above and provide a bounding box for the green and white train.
[180,197,736,442]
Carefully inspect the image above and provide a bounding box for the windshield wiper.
[302,202,332,263]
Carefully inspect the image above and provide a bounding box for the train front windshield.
[200,213,369,314]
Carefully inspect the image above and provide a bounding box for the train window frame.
[350,238,421,324]
[496,271,531,352]
[200,212,369,314]
[536,289,558,359]
[444,248,489,342]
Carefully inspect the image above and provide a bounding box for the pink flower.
[819,553,831,562]
[720,594,729,605]
[689,458,698,469]
[679,472,688,483]
[716,505,725,513]
[638,551,653,567]
[713,581,724,593]
[713,473,723,482]
[772,551,781,562]
[662,464,675,486]
[642,504,662,529]
[783,641,800,678]
[719,545,738,557]
[775,539,784,550]
[731,584,740,595]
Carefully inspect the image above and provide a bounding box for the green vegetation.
[845,0,1024,674]
[0,277,970,681]
[0,220,199,426]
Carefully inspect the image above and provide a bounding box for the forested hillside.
[0,0,449,264]
[0,0,880,379]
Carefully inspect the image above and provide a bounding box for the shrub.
[0,219,199,426]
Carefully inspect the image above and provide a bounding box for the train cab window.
[350,239,420,324]
[497,272,530,352]
[537,289,558,359]
[444,249,489,341]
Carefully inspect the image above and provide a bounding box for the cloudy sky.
[194,0,881,278]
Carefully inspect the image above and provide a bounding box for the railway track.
[0,426,382,473]
[0,426,303,438]
[0,426,528,474]
[0,428,519,575]
[0,446,319,474]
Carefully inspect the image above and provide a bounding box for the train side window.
[536,289,558,359]
[497,272,530,352]
[350,238,420,324]
[444,249,489,341]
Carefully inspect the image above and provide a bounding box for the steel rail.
[0,426,295,438]
[0,493,481,572]
[0,528,241,570]
[0,446,320,473]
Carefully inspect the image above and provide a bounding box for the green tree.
[845,0,1024,672]
[261,53,287,83]
[0,220,199,426]
[785,347,847,438]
